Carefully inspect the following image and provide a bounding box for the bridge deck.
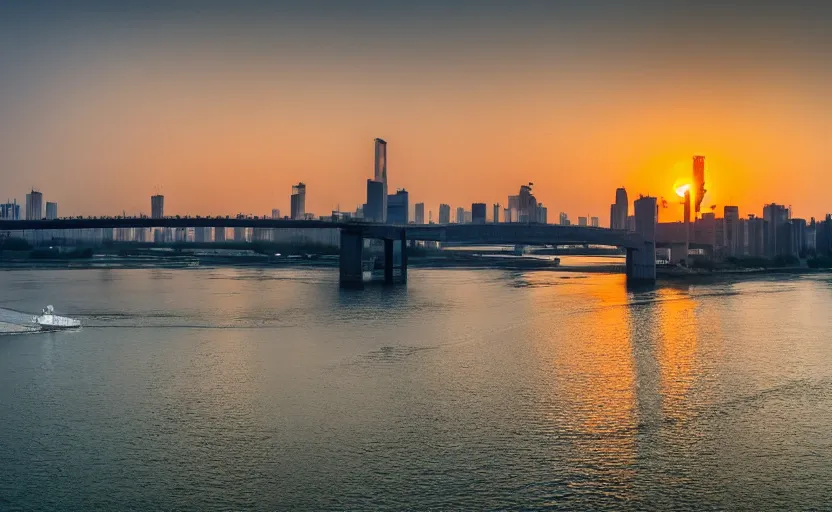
[0,219,644,249]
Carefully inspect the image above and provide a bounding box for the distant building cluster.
[2,190,60,221]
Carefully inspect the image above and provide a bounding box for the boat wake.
[0,306,81,334]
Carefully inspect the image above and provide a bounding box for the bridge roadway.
[0,218,643,248]
[0,219,655,286]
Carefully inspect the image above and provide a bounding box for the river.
[1,266,831,510]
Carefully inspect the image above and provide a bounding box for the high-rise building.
[578,217,587,227]
[507,195,519,223]
[806,218,817,253]
[194,227,209,243]
[1,200,20,220]
[591,217,599,228]
[747,215,768,257]
[609,187,628,230]
[464,211,472,223]
[271,209,281,219]
[387,189,409,224]
[456,207,465,224]
[374,138,388,223]
[291,183,306,220]
[724,206,740,257]
[763,203,790,256]
[472,203,487,224]
[693,156,706,214]
[817,215,832,256]
[559,212,570,226]
[518,185,537,223]
[25,190,43,220]
[365,180,385,222]
[414,203,425,224]
[45,202,58,220]
[493,204,500,223]
[610,187,630,230]
[439,204,451,224]
[694,212,718,250]
[536,204,548,224]
[791,218,807,257]
[151,194,164,219]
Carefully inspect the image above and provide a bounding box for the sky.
[1,1,830,223]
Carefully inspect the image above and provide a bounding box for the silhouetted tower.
[374,138,388,222]
[693,156,706,215]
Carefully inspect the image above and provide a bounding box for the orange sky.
[1,3,830,223]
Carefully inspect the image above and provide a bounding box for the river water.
[2,266,832,511]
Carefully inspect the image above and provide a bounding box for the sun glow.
[675,184,691,198]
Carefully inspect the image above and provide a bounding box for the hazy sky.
[1,1,830,222]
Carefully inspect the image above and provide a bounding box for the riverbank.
[0,253,609,272]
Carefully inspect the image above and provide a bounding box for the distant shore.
[2,254,828,282]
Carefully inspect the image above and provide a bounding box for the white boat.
[33,305,81,330]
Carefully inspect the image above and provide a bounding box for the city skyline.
[1,2,831,220]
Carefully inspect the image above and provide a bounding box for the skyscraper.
[151,194,164,219]
[791,218,807,256]
[374,138,388,223]
[271,209,281,219]
[763,203,790,257]
[439,204,451,224]
[365,180,385,222]
[0,200,20,220]
[747,215,768,258]
[414,202,425,225]
[724,206,740,257]
[507,195,519,223]
[559,212,570,226]
[578,217,587,226]
[472,203,487,224]
[693,155,706,214]
[591,217,599,227]
[387,189,409,224]
[45,202,58,220]
[25,190,43,220]
[493,203,500,223]
[194,227,209,243]
[291,183,306,220]
[518,184,537,223]
[536,204,547,224]
[609,187,628,230]
[456,207,465,224]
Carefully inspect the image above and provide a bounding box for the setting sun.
[675,184,691,198]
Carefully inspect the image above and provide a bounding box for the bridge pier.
[400,229,408,284]
[626,243,656,283]
[627,196,658,284]
[339,230,364,288]
[384,238,394,284]
[339,227,408,288]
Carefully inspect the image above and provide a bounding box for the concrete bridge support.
[627,196,658,284]
[339,230,364,288]
[382,232,408,285]
[626,243,656,283]
[340,227,408,288]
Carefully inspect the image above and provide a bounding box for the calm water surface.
[2,267,832,511]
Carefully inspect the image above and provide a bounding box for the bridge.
[0,203,658,287]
